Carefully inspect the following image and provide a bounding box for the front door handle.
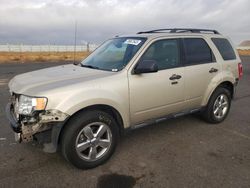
[169,74,182,80]
[209,68,218,73]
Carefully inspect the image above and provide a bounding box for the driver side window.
[140,39,180,70]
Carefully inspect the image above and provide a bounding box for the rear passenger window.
[184,38,215,65]
[140,39,180,70]
[212,38,236,60]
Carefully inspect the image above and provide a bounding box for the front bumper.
[5,103,21,133]
[5,102,70,152]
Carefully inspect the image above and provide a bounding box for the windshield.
[80,37,146,71]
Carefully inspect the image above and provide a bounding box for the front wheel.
[202,87,231,124]
[60,110,119,169]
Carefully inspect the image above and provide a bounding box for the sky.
[0,0,249,45]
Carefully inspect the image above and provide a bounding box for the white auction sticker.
[124,39,141,45]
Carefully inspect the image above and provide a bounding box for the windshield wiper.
[81,64,100,70]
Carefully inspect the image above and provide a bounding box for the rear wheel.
[61,110,119,169]
[202,87,231,123]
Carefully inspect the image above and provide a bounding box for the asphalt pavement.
[0,57,249,188]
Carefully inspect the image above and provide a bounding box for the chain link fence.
[0,43,98,52]
[237,46,250,50]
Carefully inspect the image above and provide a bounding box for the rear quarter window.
[211,38,236,60]
[183,38,215,65]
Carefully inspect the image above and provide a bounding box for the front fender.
[54,89,130,128]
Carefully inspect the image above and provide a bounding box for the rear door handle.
[169,74,182,80]
[209,68,218,73]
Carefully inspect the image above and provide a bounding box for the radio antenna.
[73,20,77,65]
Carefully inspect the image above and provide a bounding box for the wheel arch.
[203,80,234,106]
[217,81,234,98]
[57,104,125,146]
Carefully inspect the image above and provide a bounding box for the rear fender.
[202,71,235,106]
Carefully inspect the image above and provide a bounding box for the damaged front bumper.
[5,102,69,153]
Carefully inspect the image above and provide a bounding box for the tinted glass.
[184,38,214,64]
[140,39,180,70]
[81,37,146,71]
[212,38,236,60]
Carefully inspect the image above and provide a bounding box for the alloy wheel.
[213,94,229,120]
[75,122,112,161]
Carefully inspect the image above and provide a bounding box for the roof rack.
[137,28,220,35]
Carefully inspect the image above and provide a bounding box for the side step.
[131,108,202,130]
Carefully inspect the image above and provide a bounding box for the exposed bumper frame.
[5,102,69,153]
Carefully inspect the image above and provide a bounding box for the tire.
[202,87,231,124]
[60,110,119,169]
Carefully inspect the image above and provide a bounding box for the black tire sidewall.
[61,110,119,169]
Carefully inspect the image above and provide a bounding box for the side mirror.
[134,60,158,74]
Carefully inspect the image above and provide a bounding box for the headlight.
[17,95,47,115]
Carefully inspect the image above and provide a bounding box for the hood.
[9,64,114,95]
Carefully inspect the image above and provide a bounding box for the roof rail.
[137,28,220,34]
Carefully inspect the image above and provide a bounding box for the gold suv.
[6,28,243,169]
